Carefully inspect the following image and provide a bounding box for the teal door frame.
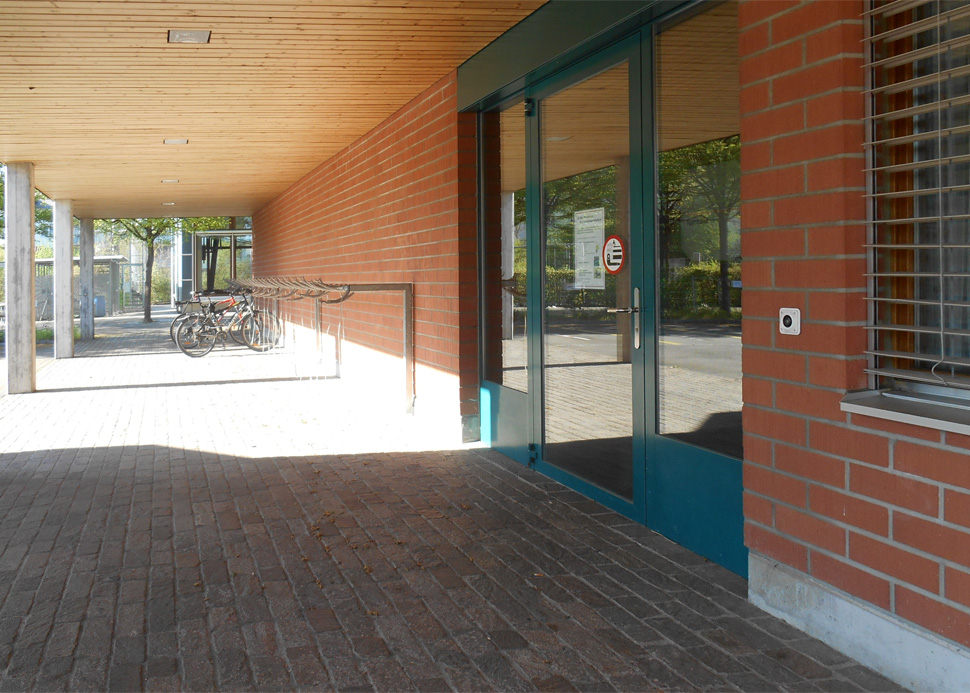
[477,4,747,577]
[525,35,647,523]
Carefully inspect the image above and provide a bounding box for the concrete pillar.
[53,200,75,358]
[4,163,37,394]
[109,261,119,315]
[79,218,94,340]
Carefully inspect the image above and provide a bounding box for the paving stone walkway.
[0,311,905,691]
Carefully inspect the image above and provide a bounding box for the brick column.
[739,0,869,585]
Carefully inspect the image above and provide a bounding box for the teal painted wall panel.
[647,438,747,576]
[481,382,531,466]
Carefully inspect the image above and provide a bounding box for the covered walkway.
[0,314,900,691]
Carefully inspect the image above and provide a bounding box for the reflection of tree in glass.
[543,166,617,245]
[659,136,740,314]
[540,166,619,308]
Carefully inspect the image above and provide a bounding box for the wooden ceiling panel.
[0,0,545,219]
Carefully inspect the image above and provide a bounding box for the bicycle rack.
[228,277,415,413]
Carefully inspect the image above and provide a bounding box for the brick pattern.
[740,0,970,650]
[0,314,901,692]
[252,72,479,418]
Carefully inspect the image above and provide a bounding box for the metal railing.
[228,277,415,412]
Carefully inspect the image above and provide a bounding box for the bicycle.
[175,292,280,357]
[169,297,205,344]
[170,291,249,346]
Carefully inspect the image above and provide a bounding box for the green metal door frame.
[475,1,748,577]
[525,35,647,522]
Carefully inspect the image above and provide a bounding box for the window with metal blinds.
[867,0,970,391]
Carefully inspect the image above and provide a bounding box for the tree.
[681,136,740,313]
[98,216,232,323]
[658,136,741,314]
[98,218,174,323]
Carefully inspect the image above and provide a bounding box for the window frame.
[844,0,970,433]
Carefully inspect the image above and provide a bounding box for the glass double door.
[483,5,745,575]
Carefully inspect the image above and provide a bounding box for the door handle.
[634,287,640,349]
[608,288,641,349]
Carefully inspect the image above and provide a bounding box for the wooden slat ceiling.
[0,0,545,219]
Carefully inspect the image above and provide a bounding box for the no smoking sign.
[603,235,625,275]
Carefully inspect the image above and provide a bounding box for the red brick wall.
[740,0,970,649]
[252,72,479,420]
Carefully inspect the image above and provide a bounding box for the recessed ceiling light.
[163,138,188,145]
[161,179,179,184]
[168,30,211,44]
[162,202,176,206]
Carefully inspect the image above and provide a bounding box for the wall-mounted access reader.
[779,307,801,335]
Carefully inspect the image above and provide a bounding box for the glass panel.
[482,101,528,391]
[656,2,743,458]
[541,61,633,499]
[235,234,253,282]
[199,235,232,292]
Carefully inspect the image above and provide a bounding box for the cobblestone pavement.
[0,311,905,691]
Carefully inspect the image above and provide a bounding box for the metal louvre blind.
[866,0,970,390]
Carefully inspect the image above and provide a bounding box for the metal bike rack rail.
[228,277,415,412]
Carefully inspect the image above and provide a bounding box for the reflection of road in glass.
[498,319,743,459]
[659,321,742,458]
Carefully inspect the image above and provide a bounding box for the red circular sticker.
[603,235,625,275]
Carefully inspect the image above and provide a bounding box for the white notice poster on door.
[573,207,606,290]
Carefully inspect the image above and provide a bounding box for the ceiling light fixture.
[545,135,573,142]
[168,30,211,44]
[161,179,179,184]
[162,202,176,206]
[163,138,188,145]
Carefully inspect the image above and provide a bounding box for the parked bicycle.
[174,291,281,357]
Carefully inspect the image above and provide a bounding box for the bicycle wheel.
[228,312,248,346]
[169,313,192,344]
[242,312,281,352]
[176,314,216,357]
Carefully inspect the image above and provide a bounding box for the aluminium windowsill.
[841,389,970,436]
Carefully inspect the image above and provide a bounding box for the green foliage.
[151,266,171,303]
[0,326,80,345]
[544,166,617,245]
[662,261,741,320]
[659,136,741,266]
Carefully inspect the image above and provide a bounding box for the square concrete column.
[4,162,37,394]
[53,200,75,358]
[109,261,119,315]
[79,218,95,340]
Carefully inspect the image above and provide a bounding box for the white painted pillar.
[53,200,75,358]
[79,218,94,340]
[4,163,37,394]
